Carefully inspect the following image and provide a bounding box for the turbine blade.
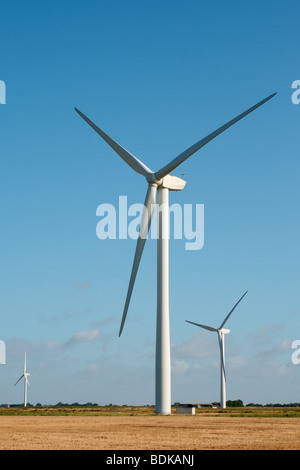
[218,333,226,382]
[155,93,276,180]
[74,108,153,177]
[14,375,24,386]
[219,290,248,329]
[119,183,157,336]
[185,320,218,332]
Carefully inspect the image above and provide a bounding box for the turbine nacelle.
[24,373,30,383]
[219,328,230,335]
[160,175,186,191]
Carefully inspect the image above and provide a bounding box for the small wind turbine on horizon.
[15,352,30,407]
[186,290,248,409]
[75,92,275,415]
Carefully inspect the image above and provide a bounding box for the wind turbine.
[75,93,275,415]
[15,353,30,407]
[186,290,248,409]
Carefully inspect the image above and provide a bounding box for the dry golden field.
[0,406,299,450]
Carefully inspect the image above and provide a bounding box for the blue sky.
[0,0,299,406]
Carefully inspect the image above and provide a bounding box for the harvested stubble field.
[0,406,299,450]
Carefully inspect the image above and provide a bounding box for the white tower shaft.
[155,187,171,415]
[24,378,28,408]
[219,331,226,409]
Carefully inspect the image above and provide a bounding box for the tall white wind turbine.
[15,352,30,407]
[186,291,248,409]
[75,93,275,415]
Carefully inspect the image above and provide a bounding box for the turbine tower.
[75,93,275,415]
[186,291,248,409]
[15,352,30,407]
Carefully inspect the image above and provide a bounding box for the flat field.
[0,406,299,450]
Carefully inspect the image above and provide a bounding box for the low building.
[175,403,197,414]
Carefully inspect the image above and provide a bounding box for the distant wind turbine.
[15,353,30,407]
[186,291,248,409]
[75,92,275,415]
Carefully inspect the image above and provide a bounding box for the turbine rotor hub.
[146,172,162,185]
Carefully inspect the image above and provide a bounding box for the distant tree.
[227,399,244,407]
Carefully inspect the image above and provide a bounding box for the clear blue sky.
[0,0,299,406]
